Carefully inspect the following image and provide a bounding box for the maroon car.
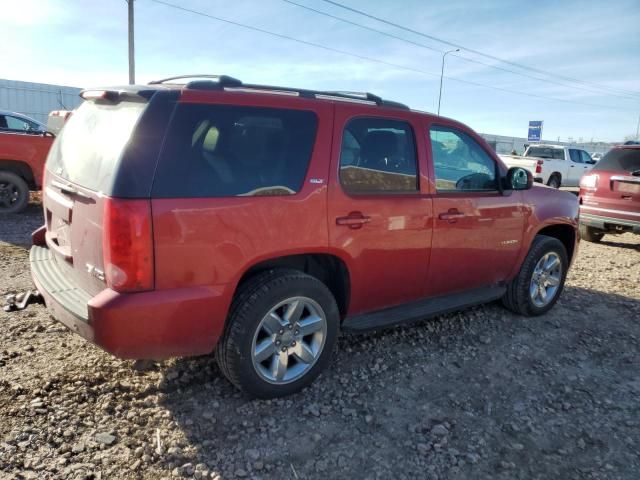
[579,145,640,242]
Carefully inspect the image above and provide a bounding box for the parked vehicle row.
[500,144,595,188]
[0,109,76,213]
[579,145,640,242]
[29,75,580,398]
[0,110,55,213]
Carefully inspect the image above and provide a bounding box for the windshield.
[46,100,146,192]
[525,147,564,160]
[593,149,640,173]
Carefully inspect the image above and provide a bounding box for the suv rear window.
[593,149,640,173]
[47,101,146,192]
[152,105,318,197]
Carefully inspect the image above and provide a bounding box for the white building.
[0,78,83,124]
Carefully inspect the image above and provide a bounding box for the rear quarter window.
[152,104,318,198]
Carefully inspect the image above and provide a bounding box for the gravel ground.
[1,201,639,480]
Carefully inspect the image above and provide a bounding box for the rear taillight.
[535,160,543,174]
[103,198,154,292]
[580,173,599,189]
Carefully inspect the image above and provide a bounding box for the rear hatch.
[42,93,150,296]
[580,147,640,223]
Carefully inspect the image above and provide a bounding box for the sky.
[1,0,639,142]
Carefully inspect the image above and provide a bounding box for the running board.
[342,285,506,332]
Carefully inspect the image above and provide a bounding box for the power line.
[282,0,638,102]
[148,0,636,112]
[319,0,640,99]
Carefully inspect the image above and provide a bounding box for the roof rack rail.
[239,84,410,110]
[319,90,409,110]
[323,90,383,103]
[148,74,242,88]
[153,74,409,110]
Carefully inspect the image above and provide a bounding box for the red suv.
[579,145,640,242]
[30,75,579,398]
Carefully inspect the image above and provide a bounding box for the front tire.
[216,269,339,398]
[502,235,568,316]
[579,224,604,243]
[0,172,29,214]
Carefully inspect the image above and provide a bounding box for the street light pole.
[437,48,459,116]
[127,0,135,85]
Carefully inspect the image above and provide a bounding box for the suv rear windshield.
[46,101,146,192]
[152,104,318,198]
[525,147,564,160]
[593,148,640,173]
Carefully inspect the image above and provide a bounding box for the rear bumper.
[30,245,230,359]
[579,210,640,233]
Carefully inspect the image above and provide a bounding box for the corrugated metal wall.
[0,79,83,124]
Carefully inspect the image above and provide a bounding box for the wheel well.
[237,254,351,318]
[537,224,575,262]
[549,172,561,182]
[0,160,36,189]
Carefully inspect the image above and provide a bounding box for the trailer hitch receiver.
[3,290,43,312]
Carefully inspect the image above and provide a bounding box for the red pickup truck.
[30,76,579,398]
[0,110,55,213]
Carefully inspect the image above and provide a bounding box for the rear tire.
[547,174,561,189]
[502,235,568,316]
[216,269,340,398]
[579,224,604,243]
[0,171,29,214]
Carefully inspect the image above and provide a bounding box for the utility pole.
[437,48,459,116]
[127,0,135,84]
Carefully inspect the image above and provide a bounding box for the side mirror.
[506,166,533,190]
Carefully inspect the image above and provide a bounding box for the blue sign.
[528,121,543,142]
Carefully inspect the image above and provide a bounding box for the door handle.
[438,209,465,222]
[336,212,371,229]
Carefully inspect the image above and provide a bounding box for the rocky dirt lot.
[0,201,639,480]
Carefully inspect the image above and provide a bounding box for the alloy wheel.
[251,296,327,384]
[529,252,562,308]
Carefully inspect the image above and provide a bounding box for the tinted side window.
[153,105,318,197]
[6,116,31,131]
[580,150,593,164]
[339,118,418,193]
[569,149,582,163]
[430,126,498,191]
